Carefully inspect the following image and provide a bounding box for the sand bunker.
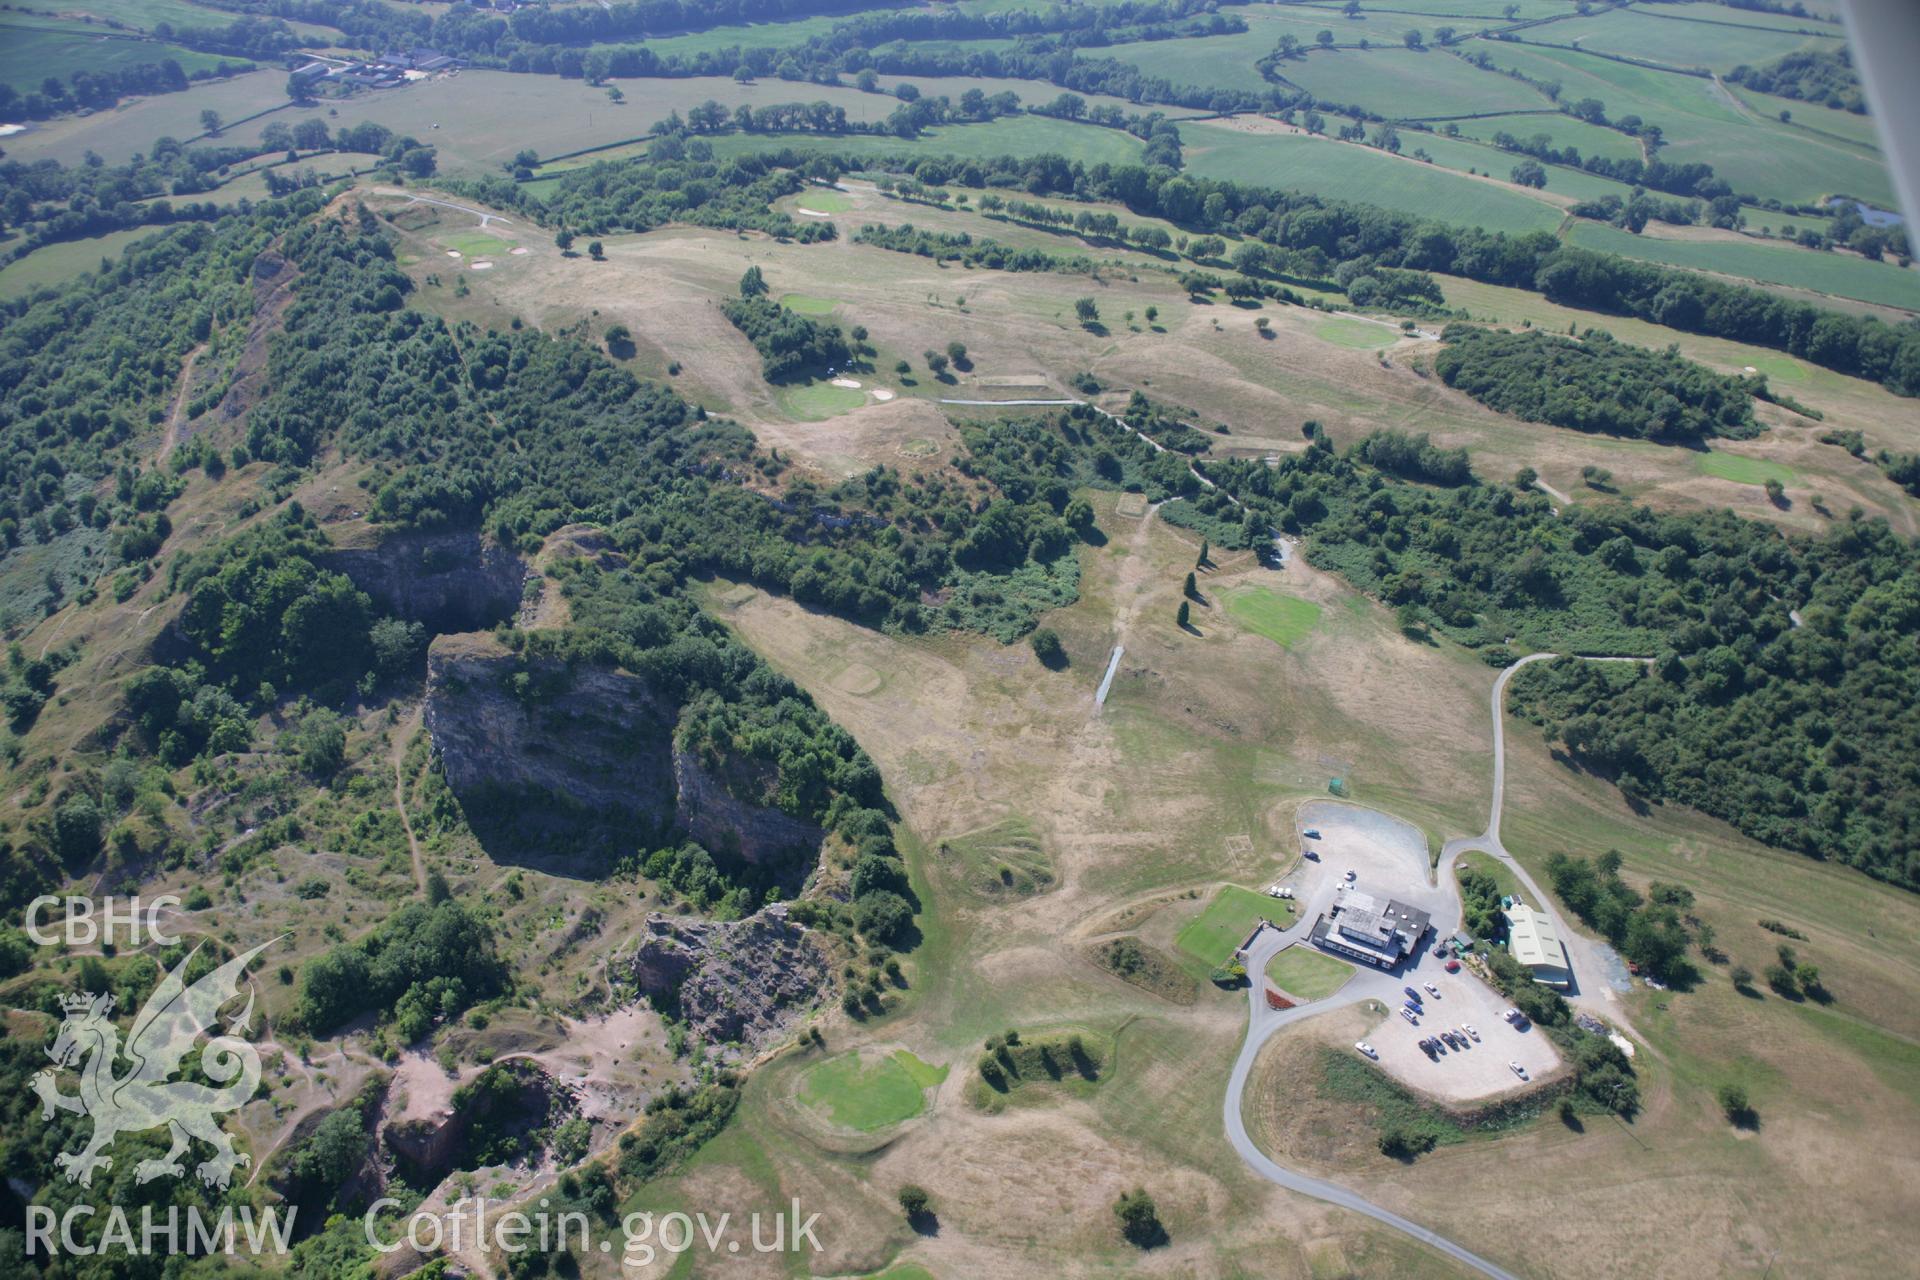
[797,209,833,218]
[510,246,530,255]
[872,388,896,401]
[446,250,462,257]
[830,377,862,389]
[470,261,494,270]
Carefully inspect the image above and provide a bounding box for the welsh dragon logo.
[32,939,275,1190]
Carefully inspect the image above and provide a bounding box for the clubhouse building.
[1310,888,1431,970]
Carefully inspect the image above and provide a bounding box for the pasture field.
[1450,109,1647,162]
[1176,886,1298,969]
[1724,82,1883,153]
[867,72,1207,120]
[778,292,841,314]
[611,8,898,59]
[0,226,159,300]
[1103,29,1276,94]
[1544,5,1840,72]
[1280,47,1548,118]
[1265,945,1354,1001]
[711,113,1147,166]
[5,70,305,166]
[1182,121,1564,235]
[1568,222,1920,313]
[1405,128,1637,203]
[0,19,248,89]
[1473,41,1895,207]
[1222,585,1325,648]
[796,188,854,214]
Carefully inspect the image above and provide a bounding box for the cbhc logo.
[25,896,181,947]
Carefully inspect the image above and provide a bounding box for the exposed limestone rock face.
[423,632,678,832]
[672,746,825,866]
[423,634,823,871]
[322,527,526,633]
[625,905,827,1052]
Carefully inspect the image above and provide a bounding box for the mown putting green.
[1748,353,1809,384]
[779,292,839,315]
[446,232,512,258]
[1265,946,1354,1001]
[782,381,867,419]
[796,189,853,213]
[1176,886,1295,969]
[1315,318,1400,350]
[798,1050,946,1132]
[1697,452,1800,488]
[1223,586,1323,649]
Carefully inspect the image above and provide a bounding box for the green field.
[1175,885,1295,968]
[795,189,853,214]
[0,227,160,301]
[1183,123,1564,236]
[1545,6,1838,73]
[1265,945,1354,1001]
[781,381,867,419]
[714,113,1146,167]
[0,19,248,88]
[1451,111,1646,164]
[1283,48,1547,118]
[1475,42,1893,208]
[1454,850,1533,909]
[1568,223,1920,312]
[778,292,840,315]
[1696,452,1800,488]
[51,0,340,40]
[1405,129,1637,203]
[1222,585,1324,648]
[797,1049,947,1132]
[1104,29,1275,94]
[614,8,895,59]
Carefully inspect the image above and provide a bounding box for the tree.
[1074,297,1100,327]
[294,1106,368,1194]
[1176,600,1191,628]
[1197,538,1209,566]
[199,109,222,137]
[946,340,968,368]
[1716,1083,1753,1125]
[555,228,575,252]
[925,350,950,375]
[1729,963,1753,991]
[898,1185,931,1222]
[588,240,605,261]
[608,86,624,104]
[1029,628,1066,668]
[1511,160,1548,189]
[1316,29,1334,46]
[604,323,633,357]
[1183,571,1197,598]
[1404,29,1424,48]
[1114,1189,1165,1248]
[739,265,767,297]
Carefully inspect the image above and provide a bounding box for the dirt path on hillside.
[390,706,427,896]
[160,342,209,462]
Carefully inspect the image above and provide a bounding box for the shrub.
[1029,628,1066,668]
[1113,1188,1165,1248]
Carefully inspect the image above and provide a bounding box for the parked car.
[1400,1007,1419,1024]
[1509,1061,1529,1080]
[1303,849,1319,860]
[1503,1007,1522,1023]
[1464,1024,1480,1042]
[1423,981,1441,997]
[1444,959,1461,973]
[1404,986,1422,1001]
[1266,885,1285,898]
[1344,869,1357,881]
[1355,1041,1376,1058]
[1303,829,1321,839]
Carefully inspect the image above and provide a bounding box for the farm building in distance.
[1504,902,1573,987]
[1310,889,1430,969]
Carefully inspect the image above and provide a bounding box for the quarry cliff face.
[423,633,823,868]
[322,527,527,633]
